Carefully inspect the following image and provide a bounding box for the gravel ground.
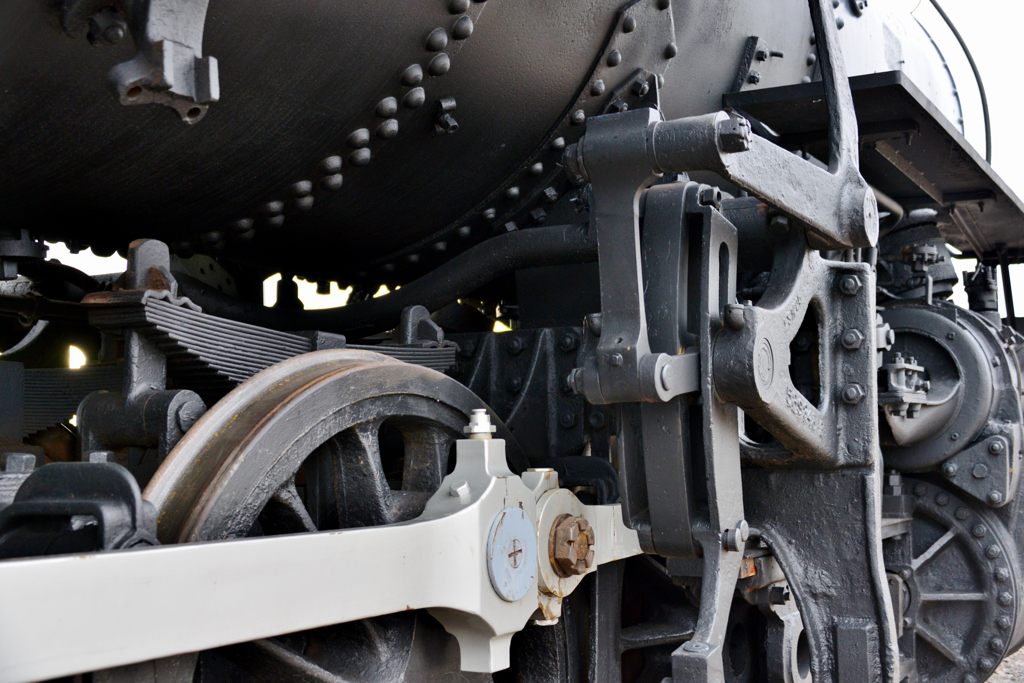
[992,648,1024,682]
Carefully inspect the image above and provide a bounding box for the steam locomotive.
[0,0,1022,681]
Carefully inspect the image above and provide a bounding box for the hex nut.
[839,274,863,296]
[550,514,595,577]
[841,382,865,405]
[699,186,723,209]
[841,328,865,350]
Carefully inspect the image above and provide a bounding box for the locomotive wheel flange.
[143,349,559,682]
[903,477,1020,683]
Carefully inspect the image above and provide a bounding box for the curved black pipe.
[175,223,596,337]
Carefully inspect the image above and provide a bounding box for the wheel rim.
[142,349,534,681]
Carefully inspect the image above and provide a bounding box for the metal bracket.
[63,0,219,123]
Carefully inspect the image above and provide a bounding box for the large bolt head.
[176,400,205,433]
[841,382,865,405]
[839,274,863,296]
[841,328,865,350]
[550,514,596,577]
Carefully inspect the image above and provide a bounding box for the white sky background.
[48,0,1024,312]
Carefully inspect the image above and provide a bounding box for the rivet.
[570,109,586,125]
[622,15,636,32]
[452,15,474,39]
[457,226,472,238]
[266,215,285,228]
[426,28,449,52]
[449,0,470,13]
[401,64,424,87]
[376,97,399,118]
[530,162,544,176]
[551,137,566,151]
[231,218,254,235]
[836,16,845,29]
[376,119,399,140]
[433,241,447,252]
[201,230,225,245]
[997,616,1012,629]
[483,208,497,221]
[913,483,926,496]
[347,128,370,149]
[973,525,987,538]
[591,80,606,96]
[406,253,419,264]
[403,87,426,109]
[294,196,314,211]
[955,506,969,520]
[807,53,817,66]
[320,174,343,192]
[349,148,371,166]
[607,50,622,67]
[989,546,1003,560]
[936,492,949,505]
[990,638,1005,653]
[664,42,678,59]
[291,180,313,196]
[428,53,451,76]
[505,186,520,200]
[320,156,342,174]
[261,201,284,216]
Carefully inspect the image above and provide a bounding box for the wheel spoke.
[219,638,352,683]
[911,528,956,571]
[400,421,456,493]
[918,591,987,602]
[331,421,398,527]
[260,479,318,535]
[915,621,965,667]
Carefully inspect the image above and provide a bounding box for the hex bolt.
[588,410,606,429]
[559,411,578,429]
[988,491,1003,506]
[942,462,958,478]
[995,567,1010,582]
[936,492,949,505]
[841,382,865,405]
[699,186,723,209]
[955,506,969,520]
[973,525,988,538]
[990,638,1005,653]
[3,453,36,473]
[506,337,525,355]
[176,399,205,433]
[989,546,1004,560]
[559,334,579,353]
[722,520,750,552]
[839,274,863,296]
[506,376,523,394]
[997,616,1012,630]
[464,408,496,439]
[913,483,926,496]
[550,514,595,577]
[723,303,746,330]
[458,340,476,358]
[841,329,865,350]
[989,440,1005,455]
[449,479,470,498]
[997,590,1012,605]
[609,353,623,367]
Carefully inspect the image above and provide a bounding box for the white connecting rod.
[0,436,641,683]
